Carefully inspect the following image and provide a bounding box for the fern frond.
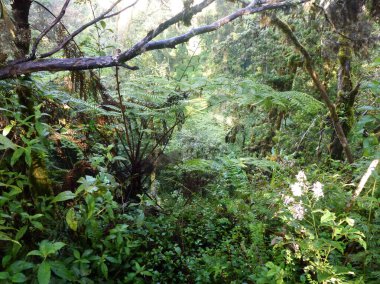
[239,157,280,170]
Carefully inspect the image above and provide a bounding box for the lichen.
[0,19,17,64]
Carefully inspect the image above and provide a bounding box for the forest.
[0,0,379,283]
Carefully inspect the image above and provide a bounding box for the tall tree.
[323,0,376,160]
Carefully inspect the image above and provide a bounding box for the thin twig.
[30,0,71,59]
[115,66,135,161]
[39,0,138,59]
[295,116,319,151]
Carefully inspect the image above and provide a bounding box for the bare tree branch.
[118,0,215,62]
[140,0,308,55]
[31,0,121,106]
[30,0,71,59]
[346,159,379,212]
[32,1,81,51]
[0,0,309,80]
[39,0,138,59]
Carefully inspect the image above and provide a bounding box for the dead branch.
[39,0,138,59]
[346,159,379,211]
[0,0,309,80]
[30,0,71,59]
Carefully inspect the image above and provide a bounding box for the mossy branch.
[270,15,354,164]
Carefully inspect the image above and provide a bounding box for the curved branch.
[120,0,310,61]
[39,0,138,59]
[118,0,215,61]
[270,15,354,163]
[143,0,304,53]
[32,1,82,53]
[0,0,309,80]
[30,0,71,59]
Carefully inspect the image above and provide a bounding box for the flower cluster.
[283,171,324,220]
[290,201,306,220]
[311,181,324,199]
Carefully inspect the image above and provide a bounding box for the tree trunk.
[270,15,354,163]
[10,0,53,198]
[329,38,358,160]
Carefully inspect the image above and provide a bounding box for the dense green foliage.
[0,0,379,283]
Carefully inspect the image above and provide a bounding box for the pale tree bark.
[0,1,18,64]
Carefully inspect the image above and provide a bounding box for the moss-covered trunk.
[10,0,53,198]
[329,39,358,160]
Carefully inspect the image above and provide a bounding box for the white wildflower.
[290,242,300,252]
[311,182,324,200]
[283,195,295,205]
[290,202,306,220]
[296,170,307,183]
[290,182,303,197]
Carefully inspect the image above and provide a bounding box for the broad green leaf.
[66,208,78,231]
[0,225,13,230]
[2,255,11,268]
[27,250,42,257]
[29,213,44,220]
[8,260,34,274]
[8,187,22,196]
[357,238,367,250]
[11,241,22,257]
[2,125,13,136]
[39,240,66,257]
[174,246,181,255]
[51,191,76,203]
[73,249,80,259]
[0,232,20,245]
[15,225,28,241]
[85,195,95,220]
[35,122,48,137]
[31,221,43,230]
[24,147,32,167]
[141,270,153,276]
[320,210,336,225]
[11,148,24,166]
[101,262,108,279]
[38,261,51,284]
[105,256,120,264]
[323,239,345,254]
[10,273,27,283]
[0,272,9,280]
[334,266,355,275]
[50,261,75,281]
[317,271,331,282]
[0,134,17,150]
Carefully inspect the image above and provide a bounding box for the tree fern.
[207,76,323,114]
[239,157,280,171]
